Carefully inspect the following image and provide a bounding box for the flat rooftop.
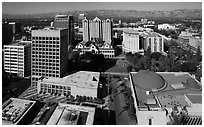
[130,71,202,108]
[123,29,139,34]
[47,103,95,125]
[40,71,99,89]
[2,98,36,125]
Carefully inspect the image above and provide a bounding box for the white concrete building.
[158,24,176,30]
[47,103,95,125]
[122,29,164,54]
[4,41,31,77]
[122,30,142,54]
[82,17,113,44]
[31,29,68,86]
[37,71,99,98]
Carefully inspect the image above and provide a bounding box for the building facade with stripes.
[31,29,68,86]
[122,29,164,55]
[4,41,31,77]
[82,17,113,45]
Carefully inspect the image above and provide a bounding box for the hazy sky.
[2,2,202,14]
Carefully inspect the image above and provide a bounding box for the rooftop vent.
[171,83,185,90]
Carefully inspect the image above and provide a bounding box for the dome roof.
[132,70,166,91]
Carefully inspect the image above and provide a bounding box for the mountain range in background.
[2,9,202,21]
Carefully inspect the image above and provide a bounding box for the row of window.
[4,50,24,54]
[32,47,60,51]
[32,55,60,59]
[32,73,60,78]
[4,56,24,59]
[80,50,114,54]
[4,47,24,50]
[32,49,59,55]
[5,69,24,72]
[32,43,60,47]
[4,54,24,57]
[5,62,24,65]
[5,66,24,70]
[100,50,114,53]
[32,36,60,40]
[5,63,24,65]
[4,60,24,63]
[32,60,60,64]
[41,83,71,90]
[40,88,71,95]
[104,55,114,58]
[32,70,59,75]
[32,66,59,70]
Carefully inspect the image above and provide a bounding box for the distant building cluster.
[178,29,202,53]
[83,17,113,44]
[73,16,115,58]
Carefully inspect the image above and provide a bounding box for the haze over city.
[2,2,202,14]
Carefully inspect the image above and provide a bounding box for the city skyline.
[2,2,202,15]
[2,1,202,125]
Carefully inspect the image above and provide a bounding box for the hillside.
[2,9,202,21]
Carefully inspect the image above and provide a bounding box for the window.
[149,119,152,125]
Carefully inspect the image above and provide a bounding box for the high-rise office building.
[2,23,12,46]
[83,18,90,41]
[4,41,31,77]
[31,29,68,86]
[102,19,112,43]
[9,22,21,35]
[82,17,113,44]
[78,14,85,28]
[89,17,101,40]
[53,14,74,46]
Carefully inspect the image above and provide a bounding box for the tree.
[144,46,151,58]
[126,65,133,72]
[151,52,163,61]
[196,46,202,62]
[181,62,197,72]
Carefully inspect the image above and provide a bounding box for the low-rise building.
[4,41,31,77]
[37,71,100,98]
[178,36,202,52]
[2,98,36,125]
[74,40,115,58]
[47,103,95,125]
[129,70,202,125]
[158,24,176,30]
